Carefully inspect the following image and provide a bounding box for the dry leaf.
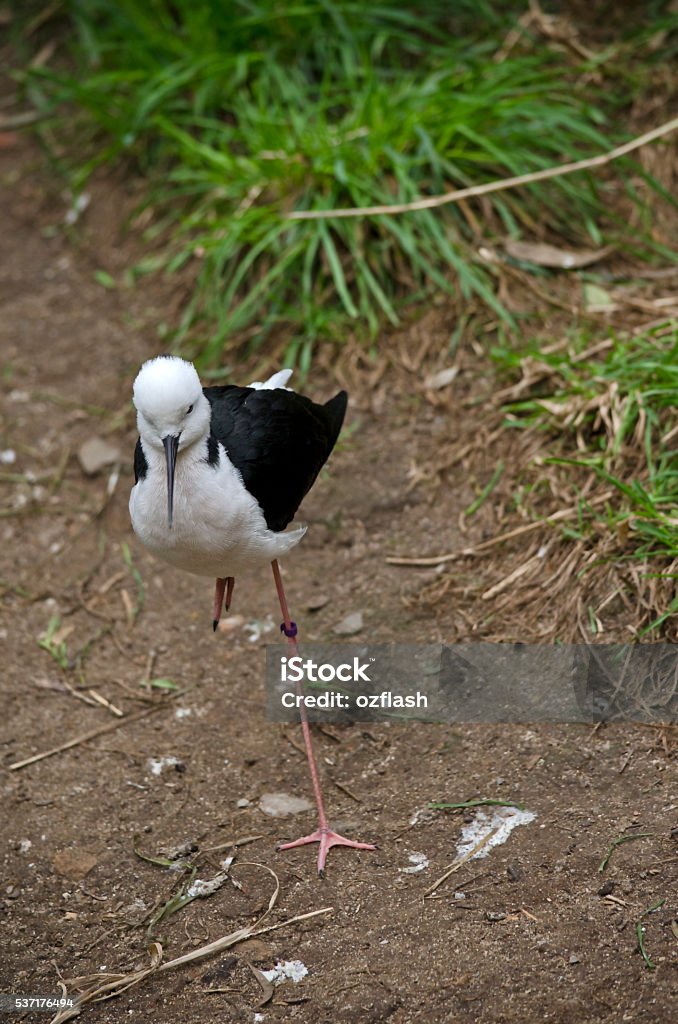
[583,283,617,312]
[248,964,275,1008]
[424,367,459,390]
[505,240,613,269]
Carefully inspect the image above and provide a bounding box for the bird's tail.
[324,391,348,449]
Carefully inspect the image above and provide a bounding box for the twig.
[8,703,168,770]
[87,689,124,717]
[480,546,550,601]
[288,115,678,220]
[429,799,525,812]
[424,828,499,897]
[328,775,363,802]
[202,834,265,853]
[160,906,331,973]
[387,491,613,567]
[0,110,44,129]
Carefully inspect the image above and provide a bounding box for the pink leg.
[271,559,375,875]
[213,576,235,631]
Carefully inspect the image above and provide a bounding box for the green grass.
[17,1,678,363]
[493,318,678,567]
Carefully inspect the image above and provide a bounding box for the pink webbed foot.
[278,826,376,876]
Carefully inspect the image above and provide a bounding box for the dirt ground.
[1,131,677,1024]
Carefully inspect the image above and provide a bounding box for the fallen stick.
[159,906,333,972]
[386,491,613,567]
[288,115,678,220]
[424,828,499,898]
[8,703,167,771]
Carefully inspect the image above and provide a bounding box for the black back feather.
[134,438,148,483]
[203,385,347,532]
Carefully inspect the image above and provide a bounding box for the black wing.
[203,384,347,532]
[134,438,148,483]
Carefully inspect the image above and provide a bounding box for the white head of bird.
[132,356,211,527]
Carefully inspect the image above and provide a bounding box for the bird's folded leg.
[212,576,235,632]
[271,558,376,875]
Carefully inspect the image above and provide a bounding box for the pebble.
[401,851,429,874]
[52,849,98,881]
[333,611,364,636]
[258,792,313,818]
[78,437,121,476]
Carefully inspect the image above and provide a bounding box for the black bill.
[162,434,180,528]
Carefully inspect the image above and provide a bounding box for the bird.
[129,354,375,874]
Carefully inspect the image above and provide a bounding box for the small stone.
[163,840,197,860]
[569,954,580,965]
[598,879,615,897]
[507,863,522,882]
[401,852,429,874]
[52,849,99,881]
[307,594,330,612]
[333,611,364,636]
[485,911,506,922]
[236,798,250,808]
[78,437,121,476]
[259,792,313,818]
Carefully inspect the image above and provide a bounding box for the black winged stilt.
[129,355,375,873]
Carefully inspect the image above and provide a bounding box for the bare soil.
[1,135,676,1024]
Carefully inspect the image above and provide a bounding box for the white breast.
[129,440,305,578]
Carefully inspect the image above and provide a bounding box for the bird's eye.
[186,404,194,416]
